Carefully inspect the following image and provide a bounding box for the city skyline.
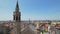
[0,0,60,21]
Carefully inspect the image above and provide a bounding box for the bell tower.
[13,0,21,34]
[13,0,21,22]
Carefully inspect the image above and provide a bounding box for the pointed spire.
[15,0,19,11]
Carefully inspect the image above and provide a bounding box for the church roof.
[21,26,36,34]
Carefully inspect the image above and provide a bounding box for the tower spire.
[15,0,19,11]
[13,0,21,22]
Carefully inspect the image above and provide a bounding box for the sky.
[0,0,60,21]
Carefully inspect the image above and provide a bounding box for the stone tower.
[13,0,21,34]
[13,0,21,22]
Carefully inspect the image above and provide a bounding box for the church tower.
[13,0,21,22]
[13,0,21,34]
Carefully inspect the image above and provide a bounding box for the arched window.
[14,16,15,20]
[16,17,18,21]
